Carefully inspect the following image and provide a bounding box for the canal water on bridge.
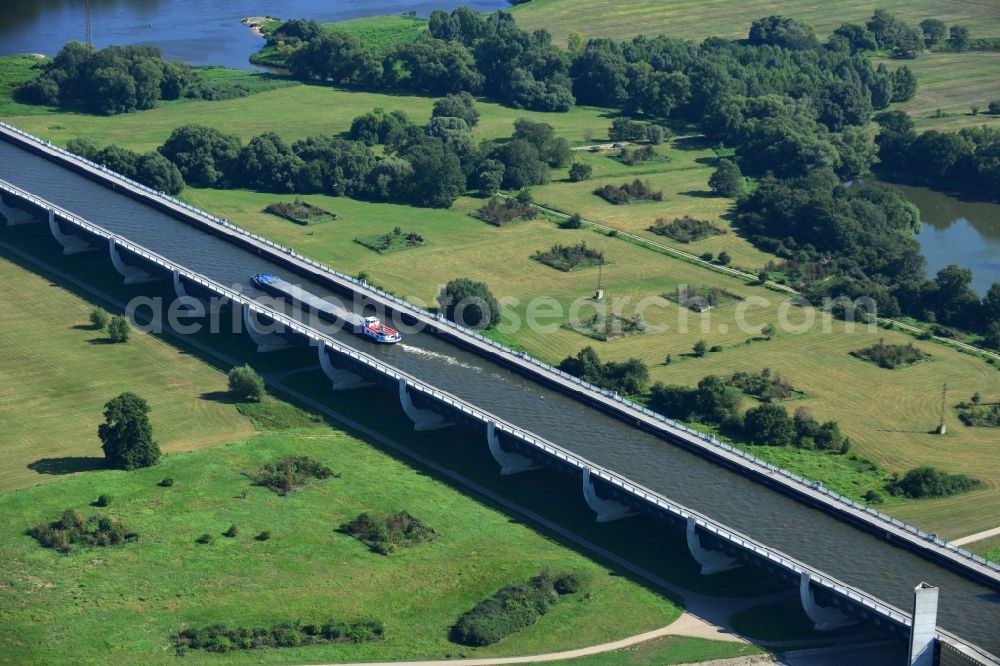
[2,139,998,653]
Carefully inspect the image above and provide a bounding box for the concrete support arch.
[48,209,93,255]
[486,421,538,475]
[0,198,37,226]
[685,517,740,575]
[109,239,155,284]
[243,304,291,353]
[582,468,634,523]
[799,573,854,631]
[172,270,189,298]
[318,345,368,390]
[398,379,449,431]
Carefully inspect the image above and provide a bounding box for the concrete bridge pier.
[686,517,741,575]
[318,345,368,390]
[486,421,538,475]
[799,572,854,631]
[582,468,635,522]
[398,379,449,431]
[109,239,155,284]
[48,209,94,255]
[0,198,37,226]
[908,583,938,666]
[242,304,292,352]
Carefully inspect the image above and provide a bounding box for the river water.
[3,138,1000,654]
[0,0,507,69]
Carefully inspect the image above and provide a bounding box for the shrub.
[692,340,708,357]
[851,339,931,369]
[595,179,662,204]
[451,571,582,646]
[568,162,593,182]
[223,525,239,538]
[176,618,383,653]
[989,100,1000,115]
[558,347,648,394]
[93,494,112,508]
[341,511,437,555]
[107,315,131,343]
[255,530,272,541]
[554,573,583,594]
[474,196,537,226]
[709,344,723,352]
[264,199,336,225]
[648,216,724,243]
[28,509,137,554]
[532,242,606,271]
[727,368,796,402]
[228,364,265,402]
[89,307,110,330]
[612,144,662,166]
[251,455,335,495]
[159,477,174,487]
[708,160,744,197]
[561,213,583,229]
[608,118,647,141]
[700,252,714,262]
[664,285,741,312]
[717,251,732,265]
[887,466,982,499]
[195,533,214,544]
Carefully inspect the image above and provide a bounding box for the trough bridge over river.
[1,123,998,666]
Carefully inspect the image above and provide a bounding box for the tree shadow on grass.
[28,456,107,475]
[200,390,239,404]
[678,189,717,199]
[86,337,114,345]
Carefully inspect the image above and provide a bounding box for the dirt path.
[953,525,1000,546]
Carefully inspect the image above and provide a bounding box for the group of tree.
[558,346,649,395]
[67,138,185,195]
[649,376,851,452]
[875,111,1000,200]
[19,42,255,115]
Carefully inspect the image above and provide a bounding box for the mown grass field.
[0,250,253,493]
[879,52,1000,131]
[0,424,685,664]
[178,185,1000,537]
[510,0,1000,44]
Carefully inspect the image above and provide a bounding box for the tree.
[570,38,627,106]
[513,119,571,167]
[989,100,1000,115]
[743,403,796,446]
[982,283,1000,323]
[890,66,918,103]
[90,307,110,330]
[108,315,131,343]
[748,15,819,50]
[289,31,383,86]
[984,321,1000,350]
[400,138,466,208]
[761,323,775,340]
[562,213,583,229]
[438,278,501,329]
[432,91,480,127]
[948,25,971,52]
[919,19,947,47]
[159,124,242,188]
[394,37,484,94]
[568,162,593,182]
[708,160,743,197]
[646,124,665,145]
[98,392,160,470]
[136,151,184,194]
[228,364,265,401]
[832,24,878,54]
[692,340,708,357]
[238,132,303,193]
[717,251,732,265]
[494,138,548,189]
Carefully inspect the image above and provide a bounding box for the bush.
[107,315,131,343]
[251,455,336,495]
[717,251,732,265]
[223,524,239,538]
[692,340,708,357]
[532,242,606,271]
[195,533,214,544]
[255,530,272,541]
[228,364,265,401]
[158,477,174,487]
[594,179,662,204]
[561,213,583,229]
[474,196,537,226]
[709,344,723,352]
[648,216,724,243]
[989,100,1000,115]
[341,511,437,555]
[727,368,796,402]
[437,278,501,329]
[176,618,383,653]
[93,494,112,508]
[612,144,662,166]
[264,199,336,224]
[451,571,582,647]
[89,307,110,330]
[28,509,137,554]
[568,162,593,182]
[887,466,982,499]
[851,339,931,369]
[554,573,583,594]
